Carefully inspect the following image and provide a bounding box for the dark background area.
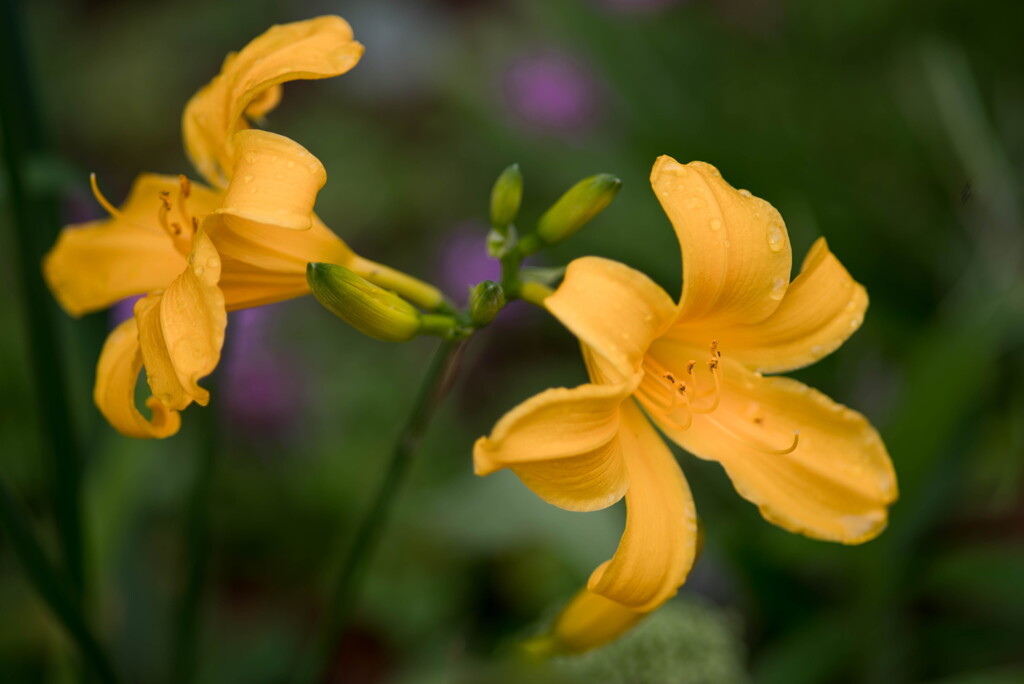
[1,0,1023,682]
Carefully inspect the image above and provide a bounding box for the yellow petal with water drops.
[538,589,645,655]
[473,376,641,512]
[711,238,869,374]
[135,230,226,411]
[651,358,897,544]
[546,257,676,383]
[94,318,181,439]
[215,130,326,231]
[587,400,698,612]
[651,156,792,328]
[203,131,351,309]
[42,173,219,317]
[183,16,364,186]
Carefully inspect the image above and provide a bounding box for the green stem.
[519,281,554,308]
[170,408,218,684]
[0,474,120,683]
[0,0,85,597]
[296,338,468,683]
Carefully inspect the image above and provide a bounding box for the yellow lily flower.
[475,157,898,652]
[44,17,435,438]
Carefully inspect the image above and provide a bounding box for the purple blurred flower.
[220,306,303,441]
[109,295,142,328]
[436,222,502,304]
[502,50,600,135]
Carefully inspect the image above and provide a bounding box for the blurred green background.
[2,0,1023,682]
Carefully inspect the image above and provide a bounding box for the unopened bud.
[469,280,506,326]
[490,163,523,233]
[530,174,621,253]
[307,263,421,342]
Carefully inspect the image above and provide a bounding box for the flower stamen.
[90,173,123,218]
[707,416,800,455]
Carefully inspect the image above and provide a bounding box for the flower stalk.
[296,337,467,683]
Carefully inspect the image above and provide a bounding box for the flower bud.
[468,280,506,327]
[530,173,621,252]
[307,263,422,342]
[490,163,523,233]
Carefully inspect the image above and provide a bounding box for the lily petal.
[204,131,352,309]
[43,174,219,317]
[94,318,181,439]
[183,16,364,186]
[652,361,897,544]
[135,230,226,411]
[712,238,869,373]
[587,400,698,611]
[473,377,640,512]
[651,156,792,328]
[215,130,326,231]
[546,257,676,383]
[544,589,645,654]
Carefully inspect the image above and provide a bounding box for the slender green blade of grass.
[0,474,120,683]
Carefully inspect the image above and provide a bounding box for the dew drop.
[849,316,863,329]
[660,160,687,175]
[243,174,254,183]
[286,160,296,169]
[206,257,220,270]
[193,265,205,276]
[684,196,706,209]
[738,189,752,198]
[768,276,785,300]
[709,218,722,231]
[766,223,785,251]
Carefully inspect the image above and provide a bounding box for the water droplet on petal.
[767,223,785,251]
[849,316,863,329]
[286,160,296,169]
[738,189,752,198]
[243,175,254,183]
[769,276,785,300]
[710,218,722,231]
[193,265,204,276]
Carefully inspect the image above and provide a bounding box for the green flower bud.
[307,263,422,342]
[530,173,621,253]
[469,280,506,326]
[490,163,523,233]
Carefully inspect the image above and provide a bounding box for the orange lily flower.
[475,157,897,652]
[44,17,438,438]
